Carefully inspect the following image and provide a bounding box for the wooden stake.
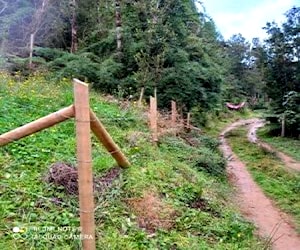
[29,33,34,69]
[171,101,176,127]
[187,112,191,130]
[154,96,158,142]
[281,114,285,137]
[90,110,130,168]
[73,79,95,250]
[0,105,74,147]
[150,96,158,143]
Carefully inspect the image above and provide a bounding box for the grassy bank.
[227,128,300,232]
[0,73,263,249]
[258,128,300,162]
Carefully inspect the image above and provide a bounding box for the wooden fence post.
[90,110,130,168]
[29,33,34,69]
[0,105,74,147]
[150,96,158,143]
[187,112,191,130]
[171,101,177,127]
[0,78,132,250]
[281,114,285,137]
[73,79,95,250]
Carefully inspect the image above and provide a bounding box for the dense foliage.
[0,1,225,117]
[263,7,300,137]
[0,1,299,136]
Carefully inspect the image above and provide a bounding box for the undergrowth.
[0,73,263,249]
[227,128,300,232]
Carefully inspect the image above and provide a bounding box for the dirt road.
[219,119,300,250]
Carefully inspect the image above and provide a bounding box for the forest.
[0,0,299,137]
[0,1,300,249]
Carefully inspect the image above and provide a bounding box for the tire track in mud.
[219,119,300,250]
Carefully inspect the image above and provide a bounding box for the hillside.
[0,74,264,249]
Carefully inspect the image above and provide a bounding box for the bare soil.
[220,119,300,250]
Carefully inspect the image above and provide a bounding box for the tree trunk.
[30,0,49,34]
[115,0,122,53]
[138,87,145,107]
[70,0,78,53]
[28,0,49,68]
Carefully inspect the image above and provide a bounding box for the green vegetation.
[263,9,300,137]
[0,74,264,249]
[258,128,300,162]
[1,2,299,137]
[227,128,300,232]
[1,1,300,248]
[202,109,255,137]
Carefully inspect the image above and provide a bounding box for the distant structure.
[226,102,246,110]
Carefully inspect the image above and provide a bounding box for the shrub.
[93,57,124,93]
[197,134,220,151]
[48,52,100,82]
[161,136,226,177]
[192,147,226,177]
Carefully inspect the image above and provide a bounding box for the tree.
[222,34,251,101]
[2,0,234,125]
[263,7,300,136]
[70,0,78,53]
[115,0,122,54]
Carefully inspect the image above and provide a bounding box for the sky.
[198,0,299,42]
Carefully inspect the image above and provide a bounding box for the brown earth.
[220,119,300,250]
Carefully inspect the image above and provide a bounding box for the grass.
[203,109,257,137]
[0,72,264,249]
[227,128,300,232]
[258,127,300,162]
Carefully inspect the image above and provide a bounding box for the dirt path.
[247,120,300,172]
[219,119,300,250]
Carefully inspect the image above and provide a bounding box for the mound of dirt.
[45,162,121,195]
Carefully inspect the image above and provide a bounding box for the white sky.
[198,0,299,41]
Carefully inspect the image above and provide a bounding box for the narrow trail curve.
[219,119,300,250]
[247,119,300,172]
